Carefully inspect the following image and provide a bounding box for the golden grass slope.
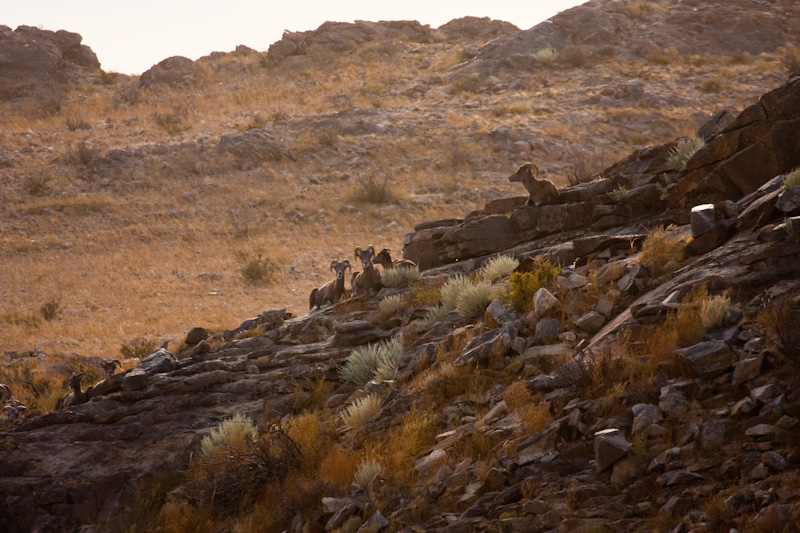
[0,35,792,357]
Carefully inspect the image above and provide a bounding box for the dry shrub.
[559,45,593,69]
[567,148,611,185]
[504,380,551,434]
[66,140,99,167]
[188,424,301,516]
[700,292,730,330]
[354,456,384,487]
[455,280,493,319]
[235,250,277,285]
[319,445,359,493]
[779,43,800,75]
[639,225,685,277]
[341,393,382,429]
[646,48,681,65]
[667,136,706,170]
[784,167,800,190]
[504,258,561,312]
[352,174,396,205]
[533,47,559,65]
[758,298,800,366]
[554,350,627,398]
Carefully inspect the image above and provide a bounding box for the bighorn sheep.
[309,259,352,310]
[509,163,560,206]
[101,359,122,378]
[3,399,26,421]
[373,248,417,271]
[0,384,11,404]
[351,245,382,296]
[56,373,87,410]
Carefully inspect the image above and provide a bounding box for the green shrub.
[456,280,493,319]
[401,265,420,282]
[341,394,382,429]
[505,258,561,312]
[354,456,383,487]
[667,136,706,170]
[339,336,404,385]
[480,255,519,282]
[379,294,405,316]
[200,413,259,456]
[440,274,473,312]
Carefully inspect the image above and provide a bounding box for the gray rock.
[575,311,605,333]
[485,299,515,326]
[594,428,629,473]
[632,404,663,434]
[659,386,689,418]
[534,318,560,343]
[454,326,513,366]
[136,348,178,375]
[690,203,716,237]
[675,340,737,378]
[595,297,614,316]
[533,287,560,318]
[557,273,588,290]
[750,383,777,405]
[731,397,757,417]
[700,419,727,451]
[761,451,789,471]
[776,186,800,214]
[732,353,764,386]
[357,510,388,533]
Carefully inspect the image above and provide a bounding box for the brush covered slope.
[1,72,800,533]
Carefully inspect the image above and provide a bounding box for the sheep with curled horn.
[3,399,26,422]
[56,372,87,410]
[0,384,11,404]
[309,259,352,310]
[373,248,417,271]
[101,358,122,378]
[351,245,382,297]
[508,162,560,206]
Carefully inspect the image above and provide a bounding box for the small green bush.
[200,413,259,456]
[440,274,473,312]
[339,336,404,385]
[341,394,382,429]
[505,258,561,312]
[354,456,383,487]
[456,280,493,319]
[401,265,420,282]
[378,294,405,316]
[667,137,706,170]
[480,255,519,282]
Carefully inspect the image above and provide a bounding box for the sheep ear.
[530,163,539,177]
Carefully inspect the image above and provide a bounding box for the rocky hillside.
[2,67,800,533]
[1,1,800,532]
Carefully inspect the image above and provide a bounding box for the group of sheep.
[55,359,123,410]
[0,383,26,422]
[309,246,416,310]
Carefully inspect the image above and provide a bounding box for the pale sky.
[5,1,587,75]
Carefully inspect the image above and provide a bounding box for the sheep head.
[354,245,376,270]
[330,259,352,279]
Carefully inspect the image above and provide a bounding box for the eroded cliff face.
[2,73,799,532]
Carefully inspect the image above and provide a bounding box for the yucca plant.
[378,293,405,316]
[480,254,519,282]
[456,280,494,318]
[440,274,473,312]
[667,136,706,170]
[341,394,382,429]
[381,268,405,288]
[783,167,800,189]
[338,336,404,385]
[700,293,731,330]
[200,413,259,456]
[354,456,384,487]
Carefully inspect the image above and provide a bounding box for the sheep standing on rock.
[509,163,560,206]
[56,373,87,410]
[101,359,122,378]
[309,259,352,310]
[374,248,417,271]
[351,245,382,296]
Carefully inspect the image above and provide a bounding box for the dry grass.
[638,225,686,277]
[0,30,787,361]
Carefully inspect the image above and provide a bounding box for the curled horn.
[367,245,375,258]
[343,259,352,271]
[330,260,337,272]
[354,246,363,259]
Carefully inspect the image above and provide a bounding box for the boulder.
[675,340,737,378]
[594,428,629,473]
